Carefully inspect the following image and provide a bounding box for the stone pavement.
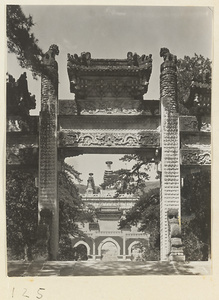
[7,260,211,277]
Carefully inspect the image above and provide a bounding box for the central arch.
[98,237,120,261]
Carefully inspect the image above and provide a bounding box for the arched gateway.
[6,46,211,261]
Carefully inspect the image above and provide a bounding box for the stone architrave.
[39,45,59,260]
[160,48,183,261]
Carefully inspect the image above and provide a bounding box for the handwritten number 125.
[12,287,45,299]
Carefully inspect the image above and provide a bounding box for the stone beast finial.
[42,44,59,67]
[160,48,177,64]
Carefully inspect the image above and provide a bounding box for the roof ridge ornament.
[127,52,152,67]
[67,52,91,66]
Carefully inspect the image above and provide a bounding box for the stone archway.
[5,46,209,262]
[98,238,120,261]
[101,242,118,261]
[128,241,143,261]
[73,241,90,261]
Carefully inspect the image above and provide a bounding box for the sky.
[7,5,213,185]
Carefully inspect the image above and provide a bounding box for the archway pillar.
[38,45,59,260]
[160,48,185,261]
[122,232,126,260]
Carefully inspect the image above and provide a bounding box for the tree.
[100,154,152,195]
[181,171,211,261]
[7,5,44,78]
[6,163,93,261]
[6,170,38,261]
[58,163,95,260]
[119,188,160,260]
[177,54,211,114]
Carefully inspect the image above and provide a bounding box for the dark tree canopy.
[177,54,211,114]
[7,5,43,78]
[181,171,211,261]
[6,170,38,260]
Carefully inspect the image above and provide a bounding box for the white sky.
[6,5,213,185]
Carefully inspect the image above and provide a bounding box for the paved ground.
[7,260,211,276]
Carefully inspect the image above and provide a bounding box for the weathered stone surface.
[180,149,211,165]
[200,116,211,132]
[179,116,199,131]
[59,129,160,148]
[179,115,211,133]
[58,99,77,115]
[59,115,160,130]
[76,98,144,115]
[180,132,211,149]
[167,209,185,261]
[39,45,59,260]
[34,208,53,261]
[160,48,181,261]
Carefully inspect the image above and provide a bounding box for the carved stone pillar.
[123,232,126,260]
[92,236,96,260]
[160,48,183,261]
[38,45,59,260]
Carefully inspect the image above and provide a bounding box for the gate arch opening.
[98,237,121,261]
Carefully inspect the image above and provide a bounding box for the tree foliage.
[6,163,93,261]
[7,5,44,78]
[6,170,38,260]
[177,54,211,114]
[100,154,152,195]
[58,164,95,260]
[119,188,160,260]
[181,171,211,261]
[58,164,94,236]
